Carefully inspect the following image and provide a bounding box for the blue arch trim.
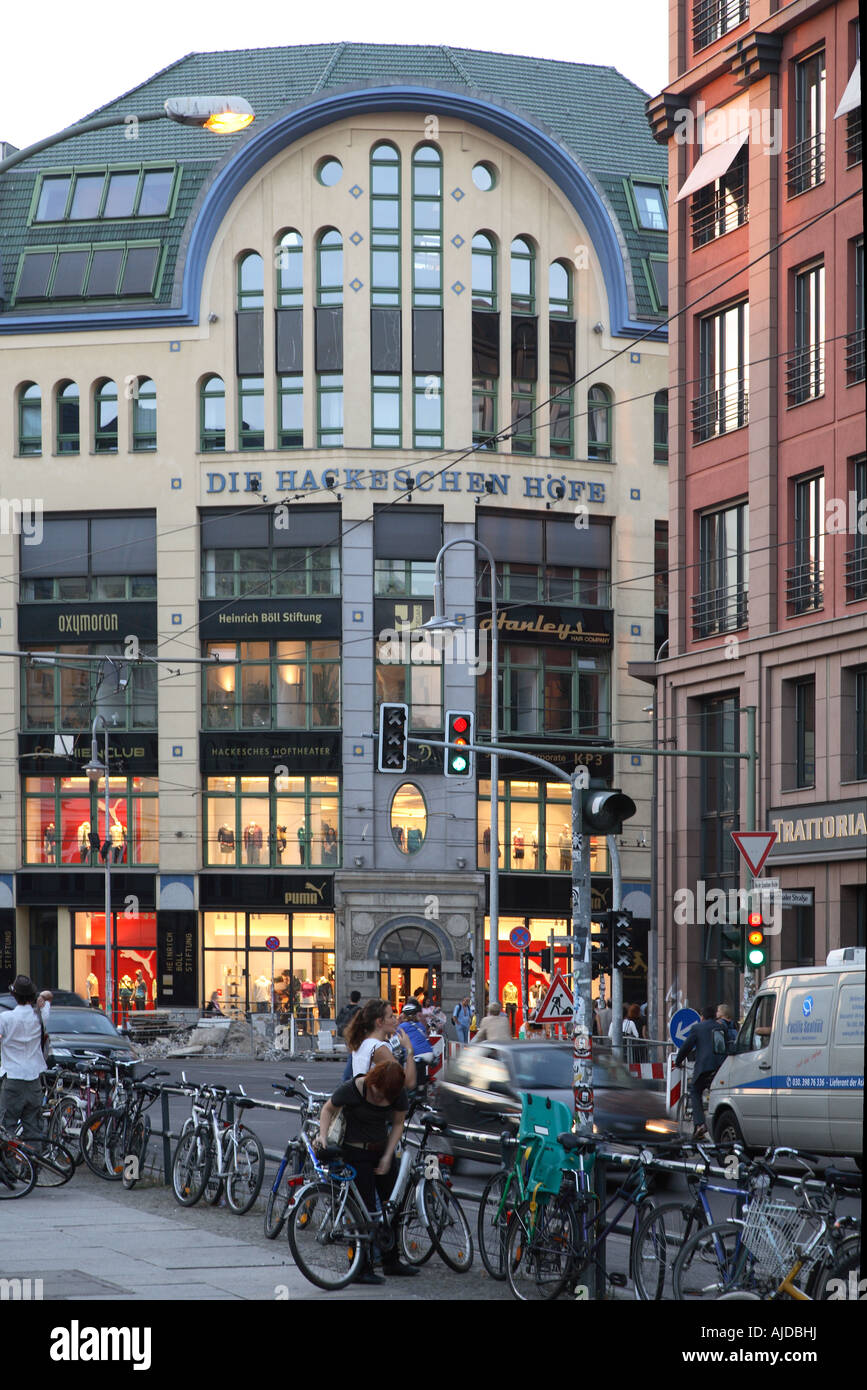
[1,85,666,340]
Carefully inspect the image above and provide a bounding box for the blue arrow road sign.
[669,1007,700,1047]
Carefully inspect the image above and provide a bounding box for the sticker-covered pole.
[570,766,593,1133]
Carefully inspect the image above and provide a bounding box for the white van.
[707,950,864,1159]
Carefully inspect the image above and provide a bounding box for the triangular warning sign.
[534,972,574,1024]
[731,830,778,877]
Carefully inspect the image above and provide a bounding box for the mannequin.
[109,814,126,864]
[297,824,309,866]
[244,820,263,865]
[322,822,338,865]
[78,820,92,864]
[118,974,134,1025]
[392,825,405,850]
[86,971,100,1009]
[558,827,570,872]
[44,822,57,863]
[531,833,538,870]
[406,825,423,854]
[512,826,525,863]
[218,823,235,854]
[502,980,519,1035]
[274,825,287,863]
[253,974,271,1013]
[316,975,333,1019]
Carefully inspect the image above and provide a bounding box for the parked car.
[435,1041,677,1164]
[0,989,90,1010]
[42,1007,138,1065]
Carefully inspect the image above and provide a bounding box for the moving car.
[43,1006,138,1064]
[707,950,864,1159]
[435,1041,676,1163]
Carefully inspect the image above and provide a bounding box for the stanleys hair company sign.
[478,604,613,648]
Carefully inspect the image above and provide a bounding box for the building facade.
[0,44,668,1026]
[644,0,864,1024]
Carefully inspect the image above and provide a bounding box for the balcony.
[786,133,825,196]
[847,110,862,167]
[692,382,749,442]
[845,328,865,386]
[786,560,824,614]
[693,0,748,53]
[786,345,825,405]
[845,545,867,601]
[692,583,748,638]
[691,178,749,248]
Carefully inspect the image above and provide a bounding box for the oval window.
[390,783,427,855]
[472,162,497,191]
[316,158,343,186]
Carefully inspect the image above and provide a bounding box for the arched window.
[390,783,428,855]
[548,260,572,316]
[94,379,118,453]
[316,229,343,305]
[654,389,669,464]
[276,230,303,307]
[472,232,497,310]
[237,252,264,310]
[371,143,401,306]
[18,383,42,455]
[587,384,613,462]
[411,144,442,307]
[132,377,157,452]
[200,376,226,452]
[510,236,535,313]
[56,381,80,454]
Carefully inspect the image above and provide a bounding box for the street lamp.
[0,96,255,175]
[83,716,113,1025]
[421,539,501,1017]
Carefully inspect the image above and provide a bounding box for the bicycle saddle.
[824,1166,861,1194]
[231,1096,256,1110]
[420,1111,446,1130]
[557,1132,592,1152]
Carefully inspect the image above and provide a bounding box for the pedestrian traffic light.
[540,946,554,972]
[721,925,744,968]
[445,710,474,778]
[591,930,611,979]
[610,911,635,970]
[460,952,473,978]
[581,787,637,836]
[377,702,408,773]
[746,912,766,969]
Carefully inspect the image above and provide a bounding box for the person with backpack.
[672,1004,728,1139]
[335,990,362,1039]
[0,975,52,1141]
[452,997,471,1044]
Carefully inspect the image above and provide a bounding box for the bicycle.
[264,1073,328,1239]
[48,1054,125,1163]
[171,1081,265,1214]
[7,1119,76,1188]
[80,1069,168,1185]
[0,1126,37,1198]
[477,1127,549,1280]
[286,1111,472,1291]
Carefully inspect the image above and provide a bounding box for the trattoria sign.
[768,800,867,858]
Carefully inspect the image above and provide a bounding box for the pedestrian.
[335,990,362,1038]
[0,975,52,1141]
[315,1058,418,1283]
[594,998,612,1037]
[672,1004,728,1139]
[204,991,224,1016]
[452,997,471,1044]
[468,999,512,1044]
[342,998,417,1089]
[717,1003,738,1051]
[608,1004,640,1054]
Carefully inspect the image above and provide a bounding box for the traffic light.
[377,702,408,773]
[540,946,554,973]
[445,710,474,778]
[460,952,474,978]
[591,928,611,979]
[746,912,766,969]
[581,787,637,836]
[610,910,635,970]
[721,925,744,968]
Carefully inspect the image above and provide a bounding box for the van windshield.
[737,994,776,1052]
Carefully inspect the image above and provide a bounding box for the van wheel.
[713,1110,745,1148]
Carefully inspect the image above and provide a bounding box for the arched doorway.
[378,925,441,1012]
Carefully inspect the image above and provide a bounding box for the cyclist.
[672,1004,728,1139]
[316,1058,418,1283]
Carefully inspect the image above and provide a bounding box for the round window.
[390,783,427,855]
[472,162,497,191]
[316,158,343,187]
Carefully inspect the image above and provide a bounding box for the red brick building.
[642,0,864,1025]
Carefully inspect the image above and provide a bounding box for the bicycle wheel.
[672,1220,755,1300]
[203,1140,223,1206]
[0,1143,37,1198]
[29,1139,76,1188]
[808,1235,862,1300]
[477,1170,513,1280]
[505,1198,580,1301]
[421,1180,473,1272]
[122,1116,151,1190]
[81,1109,124,1180]
[171,1126,212,1206]
[397,1185,437,1266]
[264,1147,306,1240]
[49,1099,85,1163]
[287,1181,366,1291]
[631,1200,704,1301]
[226,1127,265,1215]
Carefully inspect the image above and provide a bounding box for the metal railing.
[786,344,825,404]
[693,0,748,52]
[691,178,749,248]
[692,381,749,441]
[846,109,862,167]
[845,327,865,385]
[786,132,825,196]
[691,582,749,638]
[786,559,824,613]
[845,544,867,601]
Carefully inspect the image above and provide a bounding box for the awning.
[835,59,861,119]
[676,129,749,201]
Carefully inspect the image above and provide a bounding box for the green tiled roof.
[1,43,666,319]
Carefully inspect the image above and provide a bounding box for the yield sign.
[731,830,778,877]
[534,972,574,1024]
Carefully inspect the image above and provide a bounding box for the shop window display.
[389,782,427,854]
[477,779,608,874]
[204,774,339,868]
[73,909,157,1019]
[23,775,158,865]
[203,911,335,1023]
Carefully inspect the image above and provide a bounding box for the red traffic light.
[748,912,763,928]
[452,716,469,734]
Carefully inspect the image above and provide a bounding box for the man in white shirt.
[0,975,52,1140]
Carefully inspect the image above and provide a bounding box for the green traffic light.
[452,755,468,772]
[747,947,766,967]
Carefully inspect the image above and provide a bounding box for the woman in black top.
[316,1059,418,1284]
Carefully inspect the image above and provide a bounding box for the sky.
[2,0,669,152]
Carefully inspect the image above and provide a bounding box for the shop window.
[203,774,340,869]
[203,910,334,1018]
[478,779,608,874]
[73,909,158,1020]
[202,639,339,730]
[19,513,157,602]
[390,783,427,854]
[23,775,159,866]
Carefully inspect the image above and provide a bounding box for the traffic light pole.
[570,770,594,1136]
